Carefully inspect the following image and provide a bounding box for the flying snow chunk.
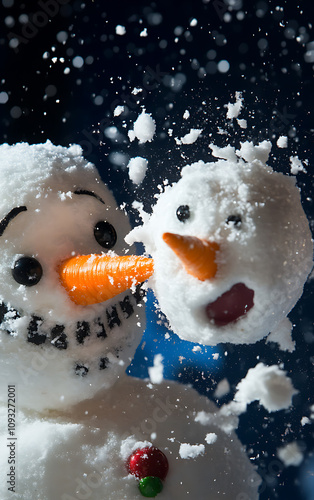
[235,363,298,412]
[290,155,307,175]
[277,135,288,148]
[127,157,148,185]
[148,354,164,384]
[176,129,202,145]
[237,119,247,129]
[132,110,156,144]
[226,91,243,119]
[277,442,304,467]
[179,443,205,459]
[205,433,218,445]
[236,140,272,163]
[301,416,311,426]
[132,88,142,95]
[113,105,124,117]
[115,25,126,35]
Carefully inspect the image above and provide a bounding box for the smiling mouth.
[205,283,254,327]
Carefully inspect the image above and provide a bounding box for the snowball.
[176,128,202,145]
[277,135,288,148]
[127,157,148,185]
[235,363,298,412]
[226,91,243,119]
[132,110,156,143]
[277,442,304,467]
[179,443,205,459]
[115,25,126,35]
[183,110,190,119]
[148,353,164,384]
[290,155,307,175]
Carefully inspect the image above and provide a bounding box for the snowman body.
[0,375,260,500]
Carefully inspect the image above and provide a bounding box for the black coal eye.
[94,221,117,249]
[12,257,43,286]
[176,205,190,222]
[226,215,242,227]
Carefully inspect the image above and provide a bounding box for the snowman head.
[0,141,152,412]
[135,142,313,347]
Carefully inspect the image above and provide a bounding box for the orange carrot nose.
[162,232,219,281]
[58,254,154,306]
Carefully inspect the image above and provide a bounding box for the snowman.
[127,141,313,349]
[0,140,154,412]
[0,141,261,499]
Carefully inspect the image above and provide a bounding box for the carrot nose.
[58,254,154,306]
[162,232,219,281]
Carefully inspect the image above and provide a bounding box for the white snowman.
[0,141,261,500]
[127,141,313,349]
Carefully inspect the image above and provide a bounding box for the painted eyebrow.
[73,189,105,205]
[0,206,27,237]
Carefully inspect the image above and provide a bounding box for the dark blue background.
[0,1,313,498]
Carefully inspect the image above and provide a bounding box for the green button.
[139,476,163,497]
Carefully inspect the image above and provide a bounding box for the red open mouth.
[205,283,254,326]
